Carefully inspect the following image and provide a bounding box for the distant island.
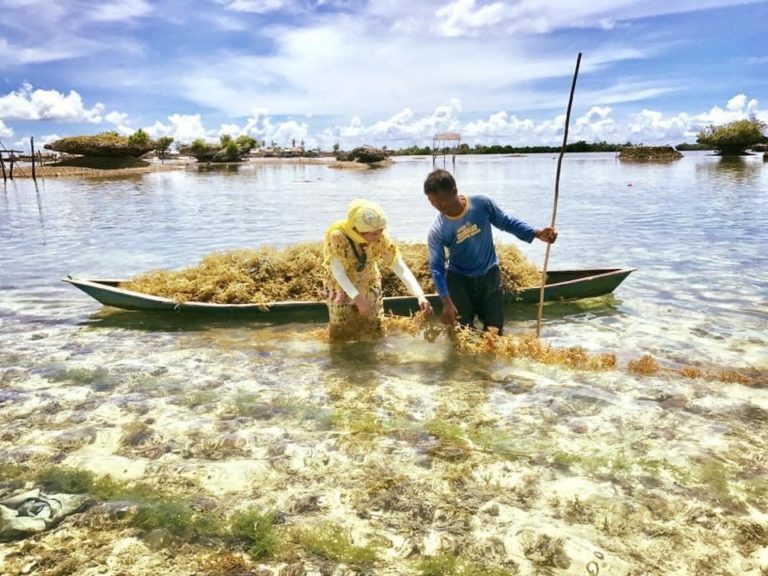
[393,140,714,156]
[617,145,683,161]
[11,129,753,180]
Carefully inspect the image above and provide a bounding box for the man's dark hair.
[423,169,456,195]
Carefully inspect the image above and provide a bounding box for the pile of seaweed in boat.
[120,242,541,304]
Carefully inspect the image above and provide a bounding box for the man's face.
[426,189,458,216]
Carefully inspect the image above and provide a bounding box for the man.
[424,169,557,334]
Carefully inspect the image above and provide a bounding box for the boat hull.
[64,268,634,318]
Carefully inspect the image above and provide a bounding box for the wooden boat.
[64,268,635,319]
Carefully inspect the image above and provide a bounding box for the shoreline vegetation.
[10,145,724,180]
[9,156,338,179]
[7,117,763,179]
[4,130,739,179]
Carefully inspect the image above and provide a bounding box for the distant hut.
[432,133,462,166]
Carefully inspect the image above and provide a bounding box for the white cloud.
[167,19,607,119]
[464,112,536,142]
[105,111,129,125]
[270,120,309,146]
[0,37,91,66]
[144,113,215,143]
[241,110,276,141]
[134,94,765,150]
[317,100,464,148]
[0,1,150,68]
[216,114,310,147]
[223,0,291,13]
[696,94,761,125]
[218,123,243,137]
[626,109,694,142]
[114,124,134,137]
[88,0,153,22]
[571,106,620,142]
[0,84,110,122]
[207,13,250,31]
[434,0,505,37]
[38,134,63,148]
[378,0,765,38]
[0,119,13,138]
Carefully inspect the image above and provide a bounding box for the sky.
[1,0,767,152]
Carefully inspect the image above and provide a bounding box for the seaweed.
[292,521,378,565]
[120,241,540,304]
[418,553,517,576]
[228,508,279,559]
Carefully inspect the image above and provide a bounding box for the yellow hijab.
[323,199,388,263]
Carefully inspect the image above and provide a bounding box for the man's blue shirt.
[428,195,536,297]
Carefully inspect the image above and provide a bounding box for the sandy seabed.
[1,322,767,576]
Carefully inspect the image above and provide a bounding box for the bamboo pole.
[31,136,36,181]
[536,53,582,338]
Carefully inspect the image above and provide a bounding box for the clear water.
[2,153,766,366]
[1,153,767,573]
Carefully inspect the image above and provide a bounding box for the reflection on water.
[695,154,765,191]
[1,154,767,574]
[81,296,624,333]
[195,163,242,174]
[709,154,763,178]
[81,307,329,332]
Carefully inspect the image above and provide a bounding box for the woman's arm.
[330,257,359,299]
[391,254,424,298]
[391,254,433,315]
[330,257,373,316]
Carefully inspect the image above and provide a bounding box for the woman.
[323,199,433,337]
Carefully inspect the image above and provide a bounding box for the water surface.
[1,153,766,574]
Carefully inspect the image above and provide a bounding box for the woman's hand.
[351,293,374,317]
[417,295,434,316]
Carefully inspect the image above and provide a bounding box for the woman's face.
[359,229,383,244]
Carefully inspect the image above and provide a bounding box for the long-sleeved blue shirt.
[428,194,536,298]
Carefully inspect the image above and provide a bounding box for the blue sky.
[1,0,766,151]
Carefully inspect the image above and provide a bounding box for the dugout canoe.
[63,268,634,318]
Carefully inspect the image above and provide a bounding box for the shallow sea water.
[1,153,767,575]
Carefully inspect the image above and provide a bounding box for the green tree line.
[391,140,715,156]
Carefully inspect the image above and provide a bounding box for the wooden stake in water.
[536,53,582,338]
[31,136,37,181]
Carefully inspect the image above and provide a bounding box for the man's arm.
[427,230,449,298]
[427,227,459,325]
[484,196,537,243]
